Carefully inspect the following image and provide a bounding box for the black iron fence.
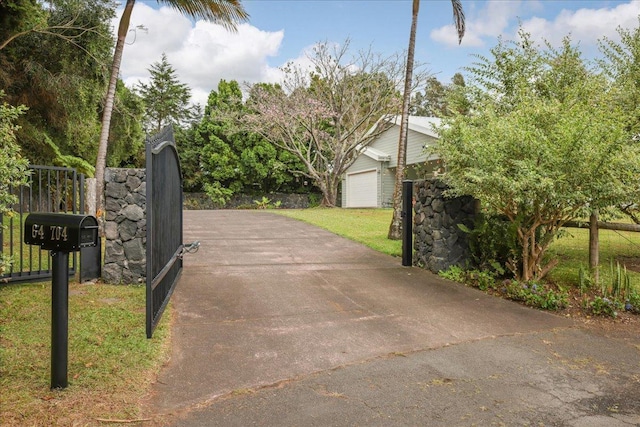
[1,166,84,283]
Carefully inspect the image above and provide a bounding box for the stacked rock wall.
[183,192,321,209]
[413,179,477,273]
[103,168,146,284]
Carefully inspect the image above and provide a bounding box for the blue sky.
[120,1,640,105]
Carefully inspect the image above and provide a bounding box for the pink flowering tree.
[245,40,413,207]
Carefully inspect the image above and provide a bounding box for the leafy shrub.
[204,182,233,206]
[439,267,498,291]
[254,196,281,209]
[440,268,569,312]
[626,291,640,314]
[0,254,14,278]
[307,193,321,208]
[586,296,622,318]
[438,265,466,282]
[581,260,638,317]
[502,280,568,311]
[458,213,519,277]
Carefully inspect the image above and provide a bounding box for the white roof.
[390,115,441,138]
[358,115,441,162]
[365,115,441,139]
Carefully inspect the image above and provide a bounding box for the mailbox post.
[24,213,98,389]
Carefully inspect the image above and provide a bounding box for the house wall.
[405,130,438,167]
[365,126,438,168]
[380,166,394,207]
[369,126,399,166]
[343,122,441,207]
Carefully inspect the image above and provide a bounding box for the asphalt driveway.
[142,210,640,426]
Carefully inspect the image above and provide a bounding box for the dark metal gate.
[146,126,184,338]
[1,166,84,283]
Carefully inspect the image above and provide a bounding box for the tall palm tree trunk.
[388,0,465,240]
[388,0,420,240]
[94,0,135,218]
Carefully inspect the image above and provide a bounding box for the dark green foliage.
[459,213,519,277]
[108,80,145,168]
[0,0,144,171]
[136,53,195,134]
[410,73,468,117]
[439,266,568,311]
[501,280,568,311]
[179,80,313,202]
[585,296,622,317]
[580,260,640,318]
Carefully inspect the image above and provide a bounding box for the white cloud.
[520,0,640,47]
[431,0,523,47]
[431,0,640,51]
[113,3,286,106]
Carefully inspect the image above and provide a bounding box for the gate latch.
[180,241,200,258]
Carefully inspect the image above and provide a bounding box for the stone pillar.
[413,179,476,273]
[102,168,147,284]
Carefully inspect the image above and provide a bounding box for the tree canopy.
[0,92,29,216]
[178,79,308,203]
[244,40,408,207]
[0,0,145,174]
[599,19,640,223]
[436,30,640,281]
[136,53,195,134]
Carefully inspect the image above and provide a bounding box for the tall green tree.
[136,53,193,134]
[0,91,29,216]
[0,0,45,51]
[0,0,116,173]
[94,0,248,217]
[0,91,30,275]
[108,80,146,167]
[181,80,307,202]
[410,73,467,117]
[436,31,640,281]
[599,19,640,223]
[411,77,447,116]
[388,0,465,240]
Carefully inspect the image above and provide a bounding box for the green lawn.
[547,225,640,290]
[0,282,170,426]
[277,208,402,257]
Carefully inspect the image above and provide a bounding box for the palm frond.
[161,0,249,31]
[450,0,465,45]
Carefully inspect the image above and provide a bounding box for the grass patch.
[0,281,171,426]
[276,208,401,257]
[547,226,640,290]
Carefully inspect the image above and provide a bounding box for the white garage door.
[347,170,377,208]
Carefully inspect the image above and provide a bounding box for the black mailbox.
[24,213,98,252]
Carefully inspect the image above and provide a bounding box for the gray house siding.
[380,166,395,207]
[349,152,379,172]
[343,116,441,208]
[368,127,399,166]
[364,128,437,168]
[406,131,438,166]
